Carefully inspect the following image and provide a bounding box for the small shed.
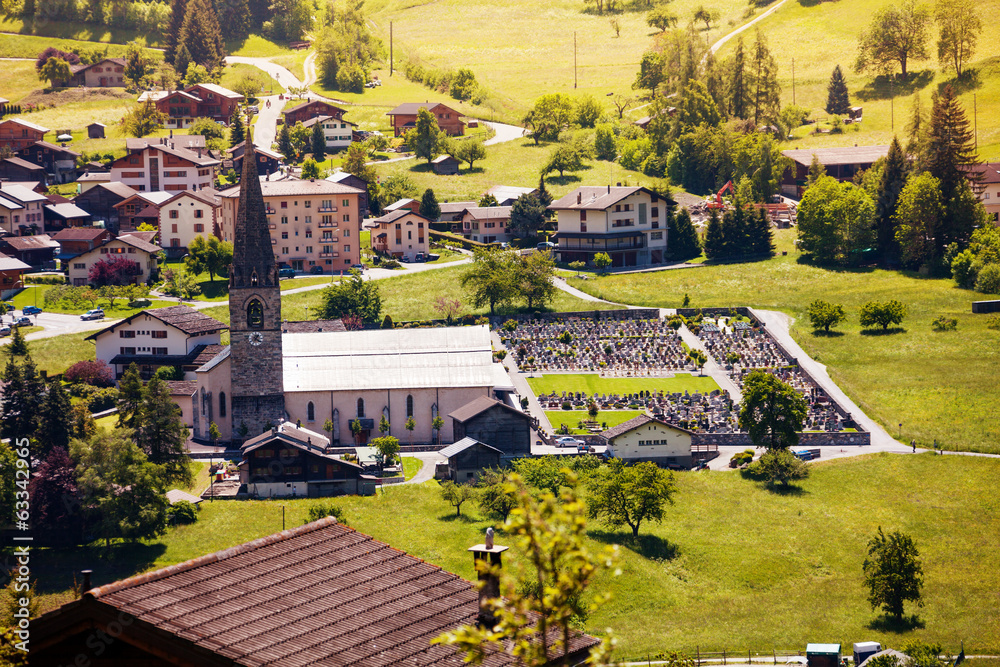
[432,154,461,175]
[852,643,881,666]
[87,122,106,139]
[806,644,841,667]
[165,489,203,505]
[438,437,501,484]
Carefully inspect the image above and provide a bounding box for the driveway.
[401,451,445,485]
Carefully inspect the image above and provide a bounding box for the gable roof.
[3,156,45,171]
[549,186,656,211]
[432,154,460,164]
[438,200,477,214]
[45,203,92,220]
[387,101,461,116]
[383,198,417,211]
[283,99,346,116]
[70,57,126,74]
[218,178,363,199]
[30,140,82,157]
[438,436,502,459]
[448,395,527,423]
[1,234,59,251]
[300,114,357,129]
[782,145,890,167]
[33,517,598,666]
[0,118,49,134]
[185,83,243,100]
[0,183,47,204]
[242,421,337,456]
[462,205,513,221]
[86,305,227,341]
[601,413,695,440]
[127,136,207,150]
[53,227,107,241]
[0,252,31,272]
[486,185,537,203]
[80,181,138,199]
[114,233,161,253]
[372,209,429,225]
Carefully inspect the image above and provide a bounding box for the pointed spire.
[231,127,277,288]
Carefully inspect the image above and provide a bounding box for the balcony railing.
[318,222,336,228]
[265,207,276,214]
[318,206,337,212]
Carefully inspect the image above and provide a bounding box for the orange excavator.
[706,180,734,210]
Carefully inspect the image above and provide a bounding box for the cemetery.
[496,310,870,444]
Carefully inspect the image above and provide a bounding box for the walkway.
[401,451,445,485]
[706,0,790,57]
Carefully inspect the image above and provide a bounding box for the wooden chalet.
[438,437,502,483]
[387,102,465,137]
[432,154,461,175]
[449,396,531,462]
[780,145,890,196]
[0,118,48,151]
[67,58,126,87]
[18,140,81,184]
[71,181,137,232]
[283,99,347,126]
[32,517,598,666]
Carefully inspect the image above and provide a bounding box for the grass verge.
[527,373,719,396]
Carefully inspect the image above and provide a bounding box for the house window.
[281,216,288,224]
[406,395,413,418]
[194,224,204,233]
[281,231,289,239]
[168,209,179,219]
[219,392,226,418]
[651,231,663,240]
[307,402,315,421]
[357,398,365,418]
[194,210,204,218]
[305,201,311,208]
[120,330,136,338]
[152,330,167,339]
[120,347,136,355]
[281,201,288,208]
[172,224,178,233]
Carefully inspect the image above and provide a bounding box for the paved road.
[706,0,790,57]
[401,452,445,485]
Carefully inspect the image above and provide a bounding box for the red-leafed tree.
[35,47,81,71]
[28,447,81,535]
[89,256,141,286]
[64,359,116,387]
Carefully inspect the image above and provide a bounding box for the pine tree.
[750,30,781,126]
[749,207,775,257]
[36,379,72,458]
[905,94,928,168]
[277,123,294,160]
[136,375,192,486]
[229,111,245,147]
[1,355,44,444]
[179,0,225,70]
[876,136,907,262]
[927,85,979,253]
[419,188,440,220]
[826,65,851,115]
[213,0,250,41]
[163,0,189,66]
[173,44,192,83]
[310,121,326,163]
[536,175,552,208]
[117,362,144,429]
[727,37,750,120]
[703,208,725,260]
[807,154,826,186]
[667,207,702,260]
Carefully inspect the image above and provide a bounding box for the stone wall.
[690,430,870,447]
[492,308,661,326]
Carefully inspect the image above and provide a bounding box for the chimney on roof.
[80,570,92,596]
[607,185,610,194]
[576,192,581,204]
[197,148,202,158]
[169,129,174,138]
[469,528,507,628]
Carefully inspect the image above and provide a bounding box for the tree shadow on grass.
[25,542,166,595]
[198,280,229,299]
[763,483,808,496]
[811,329,845,338]
[860,327,906,336]
[407,162,434,174]
[865,613,925,633]
[460,166,485,176]
[855,71,935,101]
[545,174,583,187]
[938,69,982,96]
[588,529,680,560]
[438,513,479,523]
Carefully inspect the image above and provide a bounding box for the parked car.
[23,305,42,315]
[0,325,10,336]
[414,252,427,262]
[81,308,105,321]
[2,302,14,312]
[14,316,32,327]
[554,436,585,448]
[351,263,365,271]
[278,267,296,278]
[536,241,556,252]
[309,265,325,274]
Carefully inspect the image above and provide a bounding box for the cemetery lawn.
[545,409,644,434]
[527,373,719,397]
[32,453,1000,654]
[568,234,1000,454]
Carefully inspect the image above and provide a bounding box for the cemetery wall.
[691,431,870,447]
[492,308,660,325]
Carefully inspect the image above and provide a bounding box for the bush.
[974,263,1000,294]
[502,319,518,332]
[950,249,979,289]
[90,387,120,412]
[729,449,755,467]
[64,360,115,387]
[561,401,572,410]
[306,502,348,525]
[987,315,1000,330]
[336,63,366,93]
[154,365,186,380]
[475,316,489,325]
[167,501,199,525]
[931,316,957,331]
[381,259,401,269]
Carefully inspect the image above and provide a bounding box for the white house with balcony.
[109,136,219,193]
[158,189,222,258]
[300,115,356,150]
[548,185,669,268]
[86,305,228,380]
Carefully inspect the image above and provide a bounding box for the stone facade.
[229,137,285,440]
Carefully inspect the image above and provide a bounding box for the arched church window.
[406,395,414,418]
[219,392,226,418]
[247,299,264,328]
[307,402,315,421]
[357,398,365,418]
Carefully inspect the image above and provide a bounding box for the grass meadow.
[545,408,644,433]
[527,372,719,396]
[568,231,1000,454]
[32,453,1000,655]
[13,285,175,316]
[25,331,95,375]
[714,0,1000,158]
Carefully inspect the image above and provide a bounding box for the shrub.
[561,401,572,410]
[987,315,1000,330]
[64,360,115,387]
[475,316,489,325]
[167,501,198,525]
[502,319,518,332]
[87,386,120,412]
[974,263,1000,294]
[730,449,756,467]
[381,259,401,269]
[950,249,979,289]
[154,365,185,381]
[306,502,348,525]
[558,331,572,345]
[931,316,957,331]
[336,63,366,93]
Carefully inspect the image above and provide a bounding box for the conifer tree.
[927,85,979,253]
[1,355,44,444]
[163,0,189,66]
[117,362,144,430]
[750,30,780,126]
[667,207,702,260]
[36,379,72,458]
[277,123,294,161]
[876,136,907,262]
[311,122,326,163]
[136,375,192,486]
[229,111,245,147]
[749,207,775,257]
[826,65,851,115]
[536,175,552,208]
[173,44,193,83]
[703,208,725,260]
[179,0,225,70]
[905,94,928,169]
[420,188,440,221]
[213,0,251,41]
[727,37,750,120]
[807,154,826,187]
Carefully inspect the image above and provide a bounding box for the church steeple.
[230,133,278,290]
[228,128,285,442]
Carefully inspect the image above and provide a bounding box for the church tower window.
[247,300,264,328]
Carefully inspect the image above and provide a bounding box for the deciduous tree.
[647,5,678,32]
[935,0,980,77]
[807,300,846,332]
[523,94,574,144]
[186,235,233,282]
[893,172,943,268]
[315,269,383,322]
[509,193,546,239]
[406,108,443,164]
[738,370,807,450]
[120,99,166,138]
[587,458,677,539]
[863,527,924,620]
[38,56,71,87]
[440,480,476,516]
[371,435,399,472]
[460,248,520,315]
[755,448,809,487]
[854,0,931,80]
[859,300,907,330]
[453,139,486,169]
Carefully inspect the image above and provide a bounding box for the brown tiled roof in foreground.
[36,517,597,666]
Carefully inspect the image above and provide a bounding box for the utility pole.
[974,93,978,151]
[389,21,393,77]
[890,78,894,132]
[791,58,795,106]
[574,32,578,89]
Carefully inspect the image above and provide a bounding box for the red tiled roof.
[52,227,107,241]
[86,305,226,341]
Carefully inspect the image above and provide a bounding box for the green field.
[220,63,286,96]
[545,409,644,434]
[714,0,1000,158]
[32,454,1000,655]
[527,372,719,396]
[13,286,176,317]
[568,232,1000,454]
[24,331,95,375]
